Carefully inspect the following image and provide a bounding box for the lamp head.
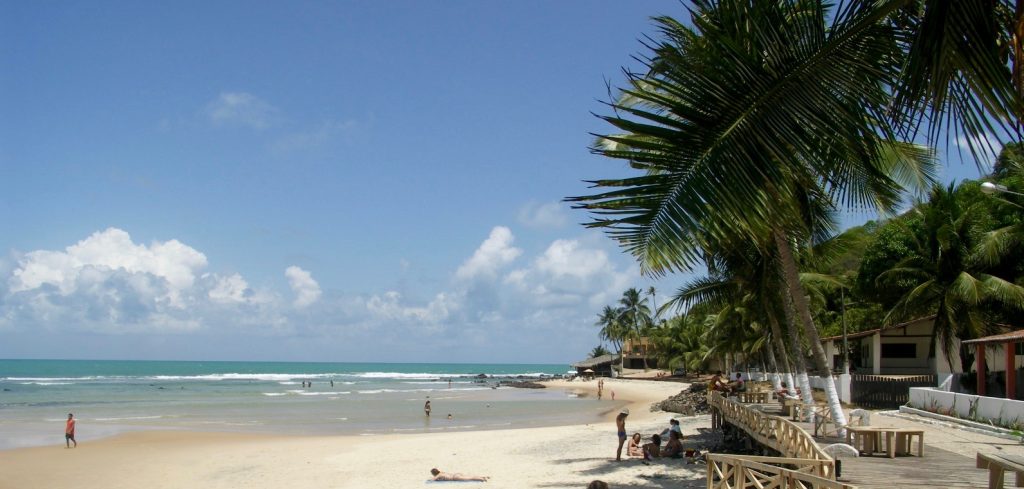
[981,181,1002,194]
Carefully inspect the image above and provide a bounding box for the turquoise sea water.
[0,359,605,450]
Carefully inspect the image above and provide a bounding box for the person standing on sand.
[65,413,76,448]
[424,398,431,417]
[614,408,629,461]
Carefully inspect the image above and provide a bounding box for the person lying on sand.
[430,468,489,482]
[627,432,643,457]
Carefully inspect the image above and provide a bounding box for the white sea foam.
[93,415,163,421]
[263,392,287,396]
[18,382,73,385]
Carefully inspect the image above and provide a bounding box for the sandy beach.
[0,378,710,489]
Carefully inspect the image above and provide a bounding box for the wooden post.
[977,344,987,396]
[1007,342,1017,400]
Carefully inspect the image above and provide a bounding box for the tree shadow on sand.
[539,457,706,488]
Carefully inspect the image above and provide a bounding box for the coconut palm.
[651,314,709,374]
[568,1,953,429]
[596,305,628,374]
[618,287,653,370]
[876,183,1024,371]
[590,345,611,359]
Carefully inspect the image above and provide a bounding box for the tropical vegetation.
[572,0,1023,422]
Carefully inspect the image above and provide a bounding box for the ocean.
[0,359,605,450]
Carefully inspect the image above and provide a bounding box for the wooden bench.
[845,426,924,458]
[977,452,1024,489]
[738,391,769,404]
[812,405,869,437]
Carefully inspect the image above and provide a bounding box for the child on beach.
[627,433,643,457]
[614,408,629,461]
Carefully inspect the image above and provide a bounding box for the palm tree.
[618,288,653,370]
[596,305,628,375]
[590,345,611,359]
[876,183,1024,371]
[568,1,956,428]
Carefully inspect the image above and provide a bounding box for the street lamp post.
[841,287,849,375]
[981,181,1024,197]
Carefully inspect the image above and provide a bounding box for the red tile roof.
[961,329,1024,345]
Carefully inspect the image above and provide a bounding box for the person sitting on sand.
[430,468,489,482]
[626,432,643,457]
[663,430,683,458]
[659,418,682,441]
[642,434,661,460]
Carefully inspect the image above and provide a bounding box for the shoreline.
[0,378,702,489]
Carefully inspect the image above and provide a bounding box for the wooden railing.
[707,454,856,489]
[708,391,837,479]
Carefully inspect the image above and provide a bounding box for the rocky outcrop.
[652,382,710,415]
[502,380,546,389]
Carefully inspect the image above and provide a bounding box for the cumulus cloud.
[10,228,207,299]
[208,273,251,304]
[0,225,646,362]
[518,201,569,229]
[535,239,612,279]
[455,226,522,281]
[285,266,321,308]
[365,291,456,324]
[206,92,278,129]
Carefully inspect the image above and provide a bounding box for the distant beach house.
[571,354,618,377]
[820,315,1024,400]
[621,337,658,369]
[820,316,953,376]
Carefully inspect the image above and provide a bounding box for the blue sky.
[0,1,989,364]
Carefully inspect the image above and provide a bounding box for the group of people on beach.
[615,410,688,462]
[709,371,746,394]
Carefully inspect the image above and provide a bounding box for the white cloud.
[206,92,278,129]
[0,225,649,362]
[518,201,569,229]
[10,228,207,298]
[455,226,522,281]
[955,132,1003,162]
[535,239,612,279]
[208,273,251,304]
[285,266,321,308]
[365,291,456,325]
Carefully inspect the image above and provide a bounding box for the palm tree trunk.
[765,311,789,394]
[773,228,848,432]
[763,330,784,393]
[778,283,813,403]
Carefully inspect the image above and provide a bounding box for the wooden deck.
[749,399,992,488]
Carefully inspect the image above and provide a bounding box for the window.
[881,343,916,359]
